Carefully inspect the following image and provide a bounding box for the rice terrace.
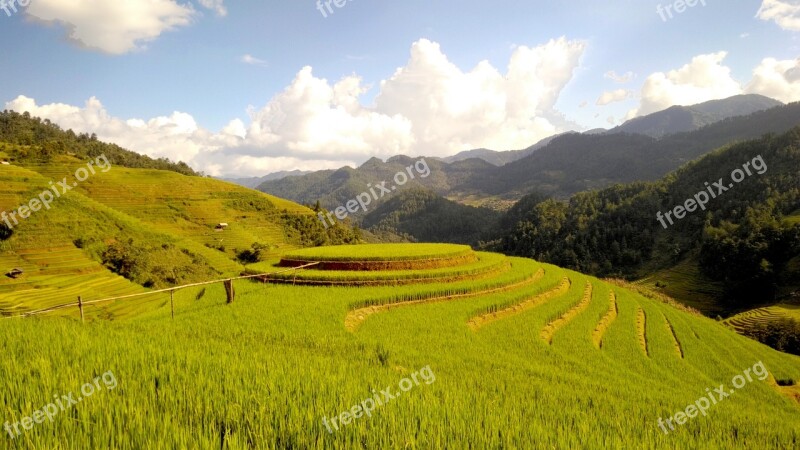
[2,1,800,449]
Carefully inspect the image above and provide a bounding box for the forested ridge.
[500,128,800,310]
[0,110,199,176]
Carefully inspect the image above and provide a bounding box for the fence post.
[170,290,175,319]
[224,279,235,304]
[77,296,84,324]
[293,268,297,285]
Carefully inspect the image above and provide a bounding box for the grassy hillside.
[0,154,359,317]
[501,127,800,315]
[1,244,798,448]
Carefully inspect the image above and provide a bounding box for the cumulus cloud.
[25,0,198,54]
[757,0,800,32]
[745,57,800,102]
[630,52,742,116]
[604,71,634,84]
[4,38,587,176]
[596,89,630,106]
[374,37,586,154]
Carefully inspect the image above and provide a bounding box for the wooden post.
[224,279,235,304]
[170,290,175,319]
[293,268,297,285]
[77,296,84,324]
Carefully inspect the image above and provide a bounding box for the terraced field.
[0,245,800,449]
[0,162,320,316]
[724,304,800,332]
[2,245,800,448]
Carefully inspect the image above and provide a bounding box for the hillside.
[0,110,199,176]
[220,170,312,189]
[500,127,800,316]
[1,243,798,447]
[609,94,783,138]
[362,189,501,245]
[0,118,360,317]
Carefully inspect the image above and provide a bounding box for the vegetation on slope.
[362,189,501,245]
[500,127,800,313]
[0,110,198,176]
[0,158,360,315]
[1,244,798,448]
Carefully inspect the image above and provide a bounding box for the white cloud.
[241,54,268,66]
[606,116,616,125]
[25,0,198,54]
[596,89,630,106]
[374,37,586,154]
[757,0,800,32]
[630,52,742,116]
[604,71,634,84]
[746,57,800,102]
[197,0,227,17]
[4,38,587,176]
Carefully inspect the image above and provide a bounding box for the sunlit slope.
[1,247,798,448]
[26,162,310,258]
[0,162,314,316]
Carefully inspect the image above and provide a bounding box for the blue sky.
[0,0,798,176]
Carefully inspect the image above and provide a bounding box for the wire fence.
[2,262,320,321]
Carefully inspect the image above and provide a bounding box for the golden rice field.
[1,244,799,449]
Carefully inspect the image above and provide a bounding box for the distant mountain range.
[435,94,782,166]
[257,97,800,209]
[221,170,312,188]
[437,133,566,166]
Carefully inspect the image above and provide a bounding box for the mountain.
[258,100,800,208]
[362,189,501,245]
[499,126,800,316]
[221,170,312,189]
[487,101,800,198]
[610,94,783,138]
[440,133,568,166]
[256,155,497,214]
